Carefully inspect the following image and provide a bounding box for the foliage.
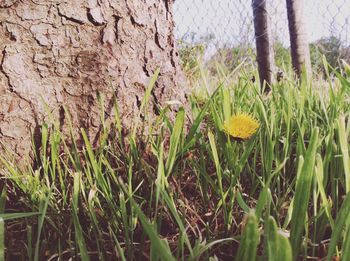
[206,44,256,75]
[178,40,205,82]
[0,62,350,260]
[310,36,350,73]
[274,41,291,69]
[178,37,350,80]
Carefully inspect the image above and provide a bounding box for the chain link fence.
[173,0,350,70]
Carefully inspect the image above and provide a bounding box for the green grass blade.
[337,115,350,192]
[131,68,160,140]
[81,129,100,177]
[27,225,33,261]
[87,188,105,261]
[165,108,185,175]
[130,198,176,261]
[255,188,271,221]
[193,238,235,260]
[184,86,221,151]
[341,225,350,261]
[222,87,231,122]
[72,172,90,261]
[315,154,334,228]
[326,192,350,261]
[40,123,49,172]
[0,212,41,221]
[265,216,292,261]
[290,127,319,260]
[0,186,6,214]
[160,190,193,256]
[0,218,4,261]
[155,141,166,210]
[278,233,293,261]
[113,99,123,146]
[34,194,50,261]
[266,216,279,261]
[236,191,251,213]
[208,131,227,220]
[208,131,223,192]
[235,212,259,261]
[237,138,257,173]
[109,226,127,261]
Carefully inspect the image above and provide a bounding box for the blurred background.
[173,0,350,73]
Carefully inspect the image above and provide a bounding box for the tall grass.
[0,61,350,260]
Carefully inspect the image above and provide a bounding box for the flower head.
[223,113,260,140]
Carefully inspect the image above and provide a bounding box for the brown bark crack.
[0,0,18,8]
[0,48,12,91]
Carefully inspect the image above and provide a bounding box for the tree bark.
[0,0,187,159]
[286,0,311,77]
[252,0,275,89]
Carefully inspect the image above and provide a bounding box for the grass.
[0,60,350,260]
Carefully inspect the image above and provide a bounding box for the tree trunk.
[252,0,275,89]
[0,0,187,159]
[286,0,311,77]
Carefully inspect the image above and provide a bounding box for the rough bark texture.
[252,0,275,88]
[0,0,187,159]
[286,0,311,77]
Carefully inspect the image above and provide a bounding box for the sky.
[173,0,350,49]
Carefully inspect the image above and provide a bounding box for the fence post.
[252,0,275,90]
[286,0,311,77]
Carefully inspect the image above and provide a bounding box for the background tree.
[0,0,187,159]
[286,0,311,77]
[252,0,275,88]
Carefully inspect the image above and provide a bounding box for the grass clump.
[0,62,350,260]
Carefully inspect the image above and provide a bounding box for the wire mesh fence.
[173,0,350,69]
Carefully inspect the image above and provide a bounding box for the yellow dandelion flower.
[223,113,260,140]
